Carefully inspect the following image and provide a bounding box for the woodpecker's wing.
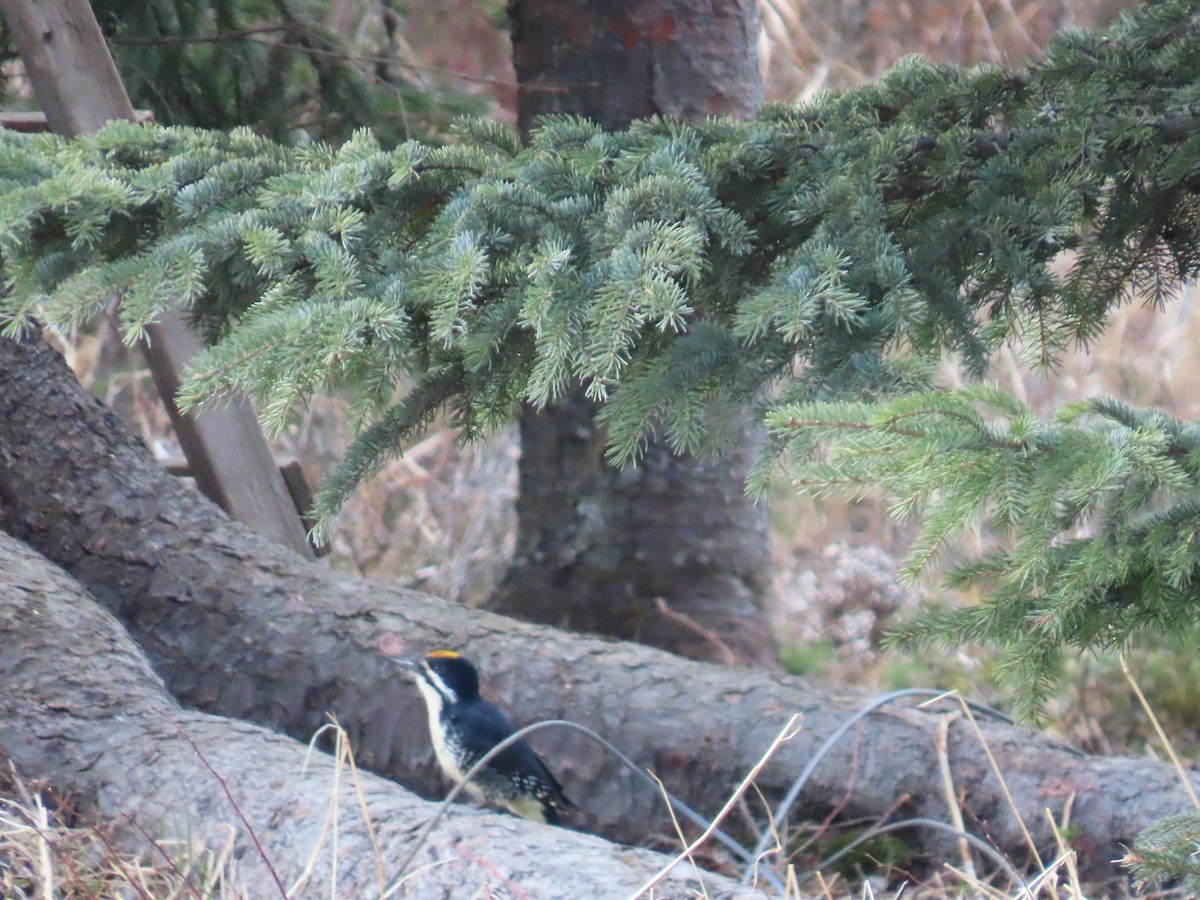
[446,700,574,813]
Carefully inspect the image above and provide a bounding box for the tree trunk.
[0,330,1192,884]
[489,0,778,668]
[0,531,754,898]
[508,0,764,136]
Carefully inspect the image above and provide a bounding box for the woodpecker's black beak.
[397,658,420,676]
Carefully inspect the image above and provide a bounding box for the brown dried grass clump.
[761,0,1134,98]
[0,756,242,899]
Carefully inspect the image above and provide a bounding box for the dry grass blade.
[933,711,975,880]
[745,783,785,891]
[1042,807,1083,899]
[1121,653,1200,809]
[293,717,387,897]
[941,861,1009,899]
[930,692,1044,870]
[384,857,456,898]
[629,713,802,898]
[29,788,53,900]
[0,758,246,899]
[1019,853,1074,898]
[647,768,710,900]
[0,771,56,900]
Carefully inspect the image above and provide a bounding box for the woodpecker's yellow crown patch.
[428,649,461,660]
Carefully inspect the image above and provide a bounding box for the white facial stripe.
[413,674,444,715]
[412,667,468,787]
[413,676,465,783]
[421,661,459,704]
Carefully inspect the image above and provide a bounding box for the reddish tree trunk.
[509,0,764,134]
[489,0,779,667]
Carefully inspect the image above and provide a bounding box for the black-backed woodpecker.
[401,649,575,825]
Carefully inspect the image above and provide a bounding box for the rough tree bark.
[0,330,1193,884]
[488,0,778,668]
[0,531,755,898]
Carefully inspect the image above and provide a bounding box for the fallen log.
[0,330,1194,883]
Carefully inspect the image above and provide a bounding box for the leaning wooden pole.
[0,0,314,559]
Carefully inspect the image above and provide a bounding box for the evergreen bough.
[1128,811,1200,891]
[764,389,1200,721]
[1,0,483,143]
[0,1,1198,729]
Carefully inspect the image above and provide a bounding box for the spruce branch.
[766,389,1200,720]
[1126,811,1200,891]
